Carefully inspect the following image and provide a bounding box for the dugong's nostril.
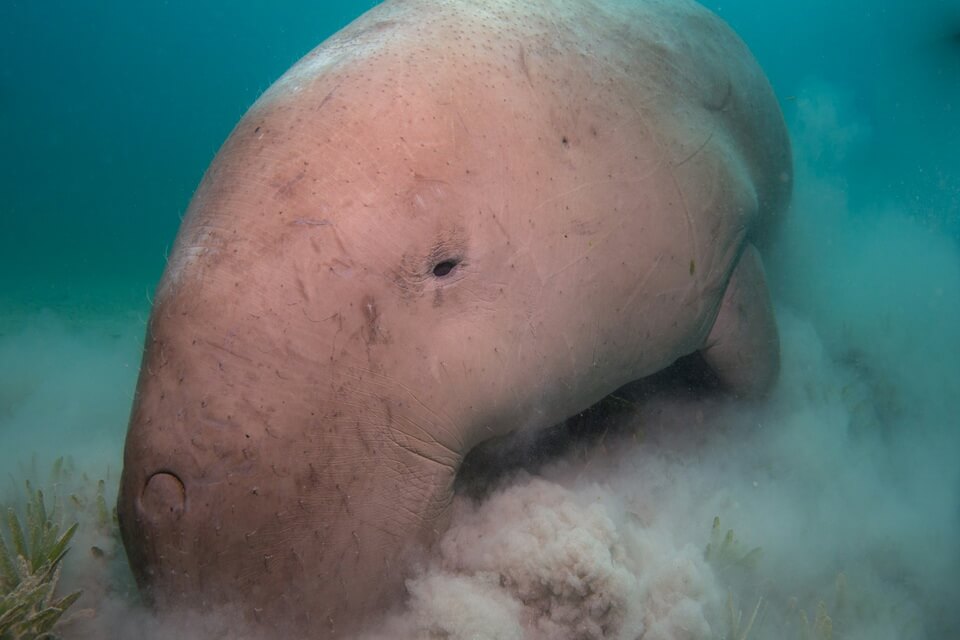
[141,471,186,518]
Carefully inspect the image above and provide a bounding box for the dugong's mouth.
[456,352,721,498]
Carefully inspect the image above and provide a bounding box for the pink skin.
[117,0,790,636]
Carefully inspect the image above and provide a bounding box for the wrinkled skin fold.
[117,0,791,636]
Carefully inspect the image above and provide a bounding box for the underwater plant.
[1,457,136,640]
[778,573,846,640]
[724,592,764,640]
[797,600,834,640]
[704,516,763,575]
[704,516,765,640]
[0,481,81,640]
[704,517,849,640]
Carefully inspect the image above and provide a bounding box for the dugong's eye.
[432,259,460,278]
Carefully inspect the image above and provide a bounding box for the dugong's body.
[118,0,790,635]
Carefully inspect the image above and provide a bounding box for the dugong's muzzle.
[117,306,459,633]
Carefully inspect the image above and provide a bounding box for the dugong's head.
[118,0,789,635]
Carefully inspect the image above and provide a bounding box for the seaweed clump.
[0,480,81,639]
[704,516,854,640]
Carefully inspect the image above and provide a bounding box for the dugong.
[117,0,791,635]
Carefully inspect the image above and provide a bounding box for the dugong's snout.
[117,424,193,604]
[115,304,456,630]
[115,318,258,610]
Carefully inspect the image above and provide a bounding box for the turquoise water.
[1,1,958,638]
[1,0,956,309]
[1,1,376,310]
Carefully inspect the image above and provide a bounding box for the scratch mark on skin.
[264,426,282,439]
[205,340,256,364]
[590,317,603,369]
[518,44,534,86]
[626,97,709,314]
[315,85,340,111]
[620,252,665,313]
[674,128,715,168]
[361,295,389,345]
[336,483,352,515]
[667,157,704,313]
[451,105,470,150]
[275,169,307,199]
[290,218,331,227]
[528,162,662,218]
[544,227,619,281]
[318,127,382,199]
[302,308,340,325]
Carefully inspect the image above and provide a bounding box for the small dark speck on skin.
[690,259,696,275]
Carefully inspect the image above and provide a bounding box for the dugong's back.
[254,0,790,230]
[118,0,791,636]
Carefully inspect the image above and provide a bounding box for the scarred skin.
[117,0,791,636]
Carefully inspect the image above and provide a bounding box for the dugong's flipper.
[701,244,780,398]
